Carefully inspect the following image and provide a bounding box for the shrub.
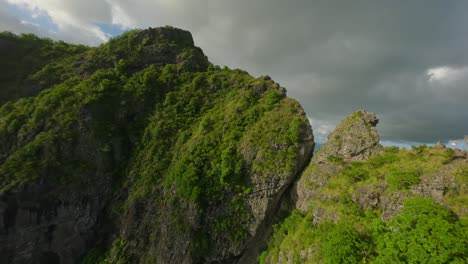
[374,197,467,263]
[318,222,367,264]
[386,168,420,190]
[342,162,369,182]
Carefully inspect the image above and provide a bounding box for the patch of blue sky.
[97,23,126,38]
[4,1,58,32]
[444,139,468,151]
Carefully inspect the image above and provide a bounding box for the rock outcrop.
[295,110,382,212]
[313,110,382,164]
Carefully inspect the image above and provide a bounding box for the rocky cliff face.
[295,110,382,212]
[0,27,314,264]
[313,110,382,164]
[114,76,314,264]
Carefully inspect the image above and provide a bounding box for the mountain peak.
[134,26,194,47]
[314,110,383,163]
[90,26,209,73]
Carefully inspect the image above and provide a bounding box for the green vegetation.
[80,240,129,264]
[374,197,466,263]
[125,67,306,258]
[1,29,308,262]
[319,222,368,264]
[260,147,468,263]
[0,32,88,103]
[4,28,465,264]
[386,167,420,190]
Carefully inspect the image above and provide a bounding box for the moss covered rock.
[0,27,313,264]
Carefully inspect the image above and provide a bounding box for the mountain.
[0,27,313,263]
[0,27,466,264]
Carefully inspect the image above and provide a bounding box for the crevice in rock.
[236,141,315,264]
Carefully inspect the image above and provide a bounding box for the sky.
[1,0,467,148]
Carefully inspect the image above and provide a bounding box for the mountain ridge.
[0,27,466,264]
[0,27,314,264]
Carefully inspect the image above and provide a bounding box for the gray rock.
[352,183,387,210]
[380,191,409,221]
[0,181,112,264]
[314,110,383,164]
[410,166,457,203]
[294,110,383,213]
[435,141,446,149]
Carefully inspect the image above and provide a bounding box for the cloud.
[0,0,43,34]
[1,0,467,143]
[308,117,339,144]
[4,0,119,44]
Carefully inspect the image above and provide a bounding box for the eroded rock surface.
[295,110,382,212]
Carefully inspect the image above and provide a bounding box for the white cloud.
[308,117,338,143]
[105,0,134,29]
[427,66,468,83]
[20,19,39,27]
[428,66,452,82]
[5,0,112,44]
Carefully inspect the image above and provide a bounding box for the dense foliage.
[0,32,88,104]
[374,197,466,263]
[0,28,309,263]
[260,146,468,263]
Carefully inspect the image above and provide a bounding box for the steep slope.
[260,110,467,263]
[0,27,314,263]
[0,32,89,104]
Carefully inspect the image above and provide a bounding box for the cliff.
[0,27,313,263]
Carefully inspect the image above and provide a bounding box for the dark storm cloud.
[2,0,468,143]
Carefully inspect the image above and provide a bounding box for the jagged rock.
[311,206,340,225]
[352,183,387,210]
[435,141,446,149]
[380,191,409,221]
[410,164,458,203]
[314,110,383,164]
[294,110,383,212]
[138,26,195,47]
